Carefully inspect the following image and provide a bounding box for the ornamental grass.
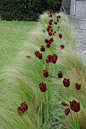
[0,9,86,129]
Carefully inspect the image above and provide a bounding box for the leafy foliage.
[0,0,62,21]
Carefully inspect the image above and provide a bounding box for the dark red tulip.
[47,54,52,62]
[57,19,59,22]
[26,55,31,59]
[43,70,48,77]
[53,7,55,9]
[51,56,56,64]
[38,53,42,59]
[58,26,60,28]
[57,15,61,19]
[50,19,53,22]
[17,107,24,116]
[60,45,64,49]
[48,40,51,44]
[58,71,63,78]
[46,43,51,48]
[51,29,53,32]
[70,100,80,112]
[50,10,53,13]
[57,11,59,13]
[53,54,58,60]
[46,58,49,63]
[49,21,52,25]
[47,27,50,32]
[35,51,39,57]
[43,30,45,33]
[63,78,70,87]
[45,39,49,43]
[54,22,57,24]
[21,102,28,111]
[54,31,56,33]
[61,102,69,106]
[49,14,52,17]
[39,82,47,92]
[50,38,54,42]
[47,12,49,14]
[75,83,81,90]
[48,25,51,28]
[58,33,62,38]
[65,108,70,116]
[40,46,45,52]
[48,32,52,36]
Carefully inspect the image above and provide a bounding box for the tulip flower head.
[61,102,69,106]
[35,51,39,57]
[40,46,45,52]
[26,55,31,59]
[51,29,53,32]
[43,30,45,33]
[39,82,47,92]
[54,22,57,24]
[58,33,62,38]
[48,32,52,36]
[50,19,53,22]
[46,43,51,48]
[48,25,51,28]
[58,26,60,28]
[63,78,70,87]
[45,39,49,43]
[43,70,48,77]
[51,56,56,64]
[57,15,61,19]
[17,102,28,116]
[57,19,59,22]
[75,83,81,90]
[46,58,49,63]
[38,53,42,59]
[49,21,52,25]
[65,108,70,116]
[47,27,50,32]
[49,14,52,17]
[47,54,52,62]
[17,107,24,116]
[60,45,64,49]
[58,71,63,78]
[50,38,54,42]
[70,100,80,112]
[21,102,28,111]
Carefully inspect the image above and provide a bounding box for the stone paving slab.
[75,1,86,19]
[68,16,86,60]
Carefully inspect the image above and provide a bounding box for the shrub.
[0,0,44,21]
[0,0,62,21]
[42,0,62,11]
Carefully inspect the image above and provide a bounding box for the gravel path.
[68,16,86,60]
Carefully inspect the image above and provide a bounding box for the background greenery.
[0,0,62,21]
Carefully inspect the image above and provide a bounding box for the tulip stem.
[76,112,80,129]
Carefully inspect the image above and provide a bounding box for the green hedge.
[0,0,62,21]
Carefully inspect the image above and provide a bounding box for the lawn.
[0,12,86,129]
[0,21,36,71]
